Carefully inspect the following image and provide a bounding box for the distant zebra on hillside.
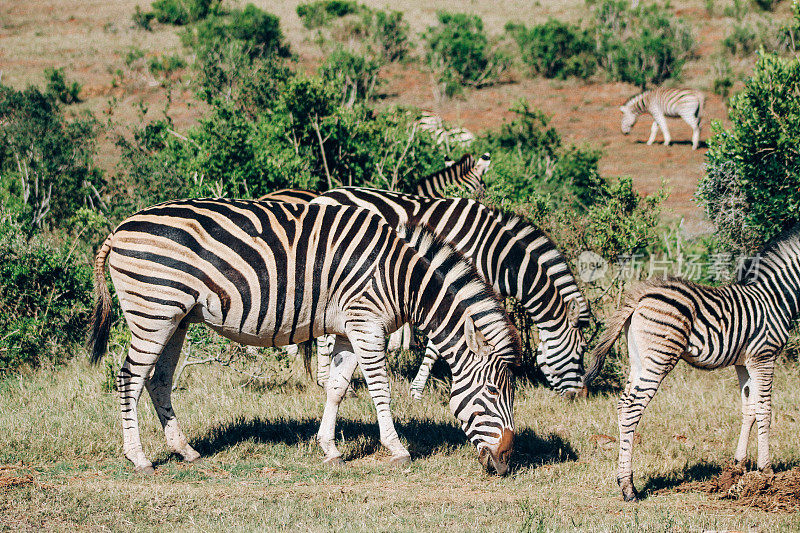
[89,199,520,474]
[584,225,800,501]
[417,112,475,151]
[415,153,490,197]
[620,88,705,149]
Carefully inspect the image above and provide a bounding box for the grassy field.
[3,350,800,531]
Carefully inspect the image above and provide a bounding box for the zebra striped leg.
[734,365,755,466]
[387,323,412,352]
[750,360,775,474]
[680,112,701,150]
[647,120,659,145]
[117,324,180,474]
[317,336,359,465]
[616,325,679,501]
[143,325,201,464]
[410,341,440,400]
[316,335,335,388]
[348,327,411,464]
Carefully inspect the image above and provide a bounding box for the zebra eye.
[486,384,499,396]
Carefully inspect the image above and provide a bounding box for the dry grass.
[3,351,800,531]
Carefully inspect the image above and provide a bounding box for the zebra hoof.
[324,456,345,467]
[135,465,155,476]
[761,465,774,476]
[389,454,411,467]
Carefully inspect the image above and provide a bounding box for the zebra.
[88,199,520,474]
[415,152,490,198]
[258,188,320,203]
[583,225,800,501]
[619,88,705,150]
[417,112,476,151]
[313,187,591,397]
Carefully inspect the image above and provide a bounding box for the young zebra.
[89,199,520,474]
[415,153,490,198]
[314,187,591,397]
[620,88,705,149]
[584,225,800,501]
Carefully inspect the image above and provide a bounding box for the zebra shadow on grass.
[184,416,577,471]
[633,139,708,149]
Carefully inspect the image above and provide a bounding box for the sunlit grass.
[3,354,800,531]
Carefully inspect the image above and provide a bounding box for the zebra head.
[535,299,588,397]
[620,106,637,134]
[448,315,518,476]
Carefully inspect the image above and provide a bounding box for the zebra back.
[258,189,320,203]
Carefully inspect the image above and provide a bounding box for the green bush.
[722,23,758,56]
[0,83,103,232]
[478,100,605,211]
[590,0,694,88]
[753,0,781,11]
[506,19,598,79]
[132,6,156,30]
[318,48,383,105]
[697,52,800,252]
[422,11,510,96]
[370,9,410,62]
[43,67,82,105]
[148,54,187,78]
[0,221,93,375]
[183,4,290,58]
[151,0,219,25]
[296,0,358,29]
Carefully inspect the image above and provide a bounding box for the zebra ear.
[567,298,581,328]
[465,316,493,357]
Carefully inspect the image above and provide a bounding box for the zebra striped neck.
[623,91,651,115]
[740,225,800,322]
[396,224,522,366]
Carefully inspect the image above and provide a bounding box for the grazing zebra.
[314,187,591,397]
[417,112,476,151]
[619,88,705,150]
[583,225,800,501]
[415,153,490,198]
[89,199,520,474]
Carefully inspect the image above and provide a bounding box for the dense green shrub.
[697,52,800,252]
[0,221,93,375]
[369,9,410,62]
[296,0,358,29]
[590,0,694,88]
[422,11,510,96]
[132,6,156,30]
[477,100,605,211]
[0,84,103,231]
[319,48,382,105]
[182,4,290,58]
[43,67,82,105]
[506,19,598,79]
[722,23,758,56]
[151,0,219,25]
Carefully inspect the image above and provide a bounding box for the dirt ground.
[663,464,800,512]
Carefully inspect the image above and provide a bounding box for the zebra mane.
[411,153,475,192]
[623,91,650,109]
[395,223,522,360]
[480,205,592,324]
[737,223,800,284]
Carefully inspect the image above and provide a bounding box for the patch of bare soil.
[664,465,800,512]
[0,465,35,490]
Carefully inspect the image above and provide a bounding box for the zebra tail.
[88,234,114,365]
[582,291,639,388]
[299,340,313,377]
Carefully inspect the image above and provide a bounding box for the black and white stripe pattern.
[415,153,490,198]
[417,112,476,151]
[313,188,591,396]
[89,199,520,474]
[584,225,800,501]
[258,188,320,203]
[620,88,705,149]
